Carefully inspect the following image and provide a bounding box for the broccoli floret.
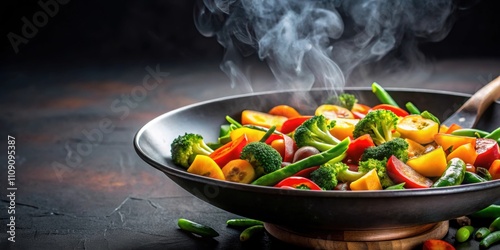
[339,93,358,110]
[240,142,282,177]
[310,162,364,190]
[353,109,399,145]
[293,115,340,152]
[170,133,214,168]
[360,137,409,163]
[358,158,394,188]
[326,93,358,110]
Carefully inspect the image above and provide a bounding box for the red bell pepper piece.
[370,104,409,117]
[280,116,312,134]
[346,134,375,164]
[275,176,322,190]
[474,138,500,169]
[266,134,296,163]
[209,134,248,167]
[386,155,433,189]
[351,103,371,119]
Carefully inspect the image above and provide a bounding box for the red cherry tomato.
[474,138,500,169]
[386,155,433,189]
[275,176,322,190]
[209,134,248,167]
[370,104,409,117]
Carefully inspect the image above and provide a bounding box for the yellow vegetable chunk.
[406,147,448,177]
[187,155,225,180]
[446,143,478,165]
[241,110,287,131]
[406,138,426,159]
[222,159,256,184]
[350,169,382,191]
[329,118,359,140]
[230,127,266,143]
[396,115,439,144]
[315,104,354,119]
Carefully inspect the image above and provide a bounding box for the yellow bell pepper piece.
[230,127,266,143]
[350,169,382,191]
[315,104,354,119]
[396,115,439,144]
[241,110,287,131]
[329,118,359,140]
[187,155,225,180]
[405,138,426,159]
[406,147,448,177]
[446,143,477,165]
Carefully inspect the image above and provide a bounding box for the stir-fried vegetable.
[170,85,500,192]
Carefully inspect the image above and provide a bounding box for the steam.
[194,0,455,93]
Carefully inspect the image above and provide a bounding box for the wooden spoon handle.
[460,76,500,119]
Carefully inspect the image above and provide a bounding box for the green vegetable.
[310,162,364,190]
[171,133,214,168]
[338,93,358,110]
[227,218,264,227]
[293,115,340,151]
[360,137,409,163]
[463,171,487,184]
[405,102,421,115]
[353,109,399,146]
[421,110,440,125]
[252,138,349,186]
[385,182,406,190]
[432,158,466,187]
[240,225,265,241]
[480,231,500,248]
[177,218,219,237]
[240,142,282,177]
[358,158,394,188]
[477,167,493,181]
[472,205,500,219]
[226,115,243,128]
[485,127,500,141]
[476,227,491,240]
[371,82,399,107]
[451,128,489,138]
[490,217,500,232]
[456,225,474,242]
[259,125,276,142]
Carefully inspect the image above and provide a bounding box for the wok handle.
[461,76,500,119]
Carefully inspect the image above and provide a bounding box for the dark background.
[1,0,499,71]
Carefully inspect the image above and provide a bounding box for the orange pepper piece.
[329,118,359,140]
[349,169,382,191]
[434,133,476,153]
[268,105,301,118]
[489,159,500,180]
[188,155,225,180]
[446,143,478,165]
[406,147,448,177]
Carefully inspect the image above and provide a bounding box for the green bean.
[259,126,276,142]
[480,231,500,248]
[476,227,491,240]
[471,205,500,219]
[451,129,489,138]
[463,171,487,184]
[405,102,420,114]
[177,218,219,237]
[489,217,500,232]
[240,225,265,241]
[485,127,500,141]
[226,218,264,227]
[226,115,243,128]
[421,110,440,125]
[371,82,399,107]
[251,138,349,186]
[456,225,474,242]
